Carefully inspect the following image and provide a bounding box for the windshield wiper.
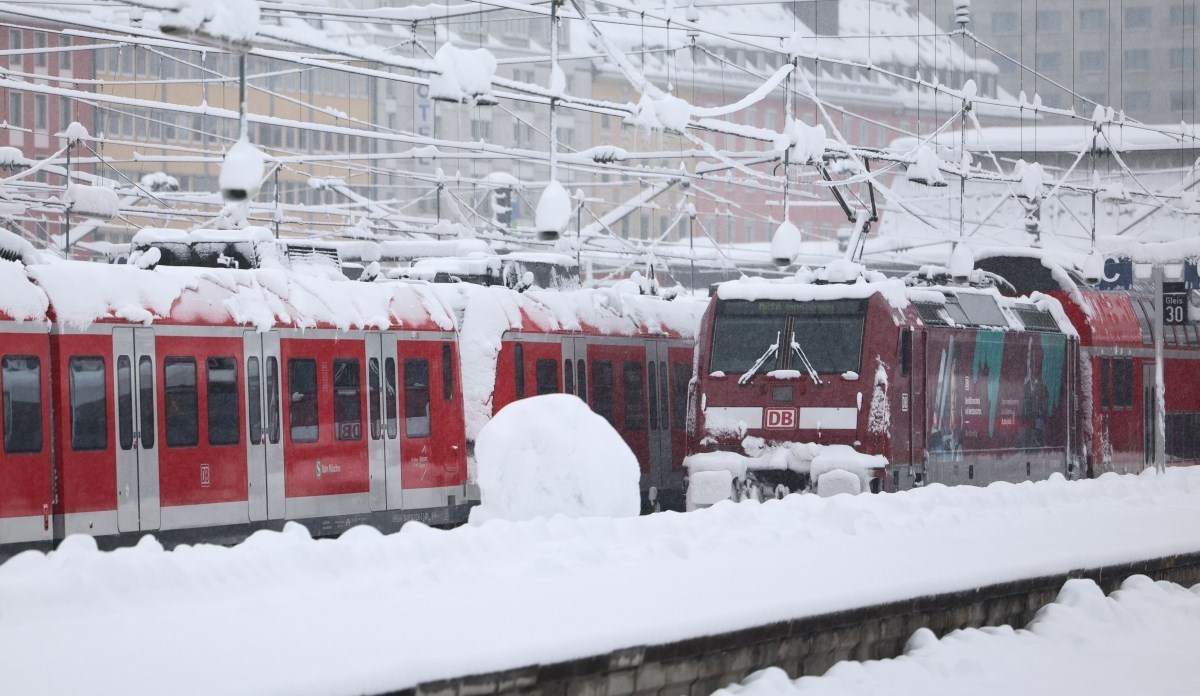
[790,331,823,385]
[738,331,780,385]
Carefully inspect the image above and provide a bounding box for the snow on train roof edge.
[0,259,48,322]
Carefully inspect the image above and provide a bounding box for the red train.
[0,229,702,557]
[685,251,1198,500]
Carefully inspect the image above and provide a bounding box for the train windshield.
[710,299,866,376]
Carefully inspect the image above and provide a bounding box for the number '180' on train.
[683,250,1198,505]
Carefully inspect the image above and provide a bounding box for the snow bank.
[469,394,640,524]
[3,470,1200,694]
[718,575,1200,696]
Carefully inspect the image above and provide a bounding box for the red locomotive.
[686,250,1200,502]
[0,229,703,557]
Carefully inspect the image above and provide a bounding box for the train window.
[207,357,239,446]
[1131,300,1153,345]
[791,319,865,374]
[266,357,280,445]
[333,359,362,441]
[288,358,319,443]
[899,329,912,376]
[2,355,42,454]
[139,356,155,450]
[442,344,454,402]
[914,303,947,326]
[69,356,106,452]
[404,358,431,438]
[659,361,669,431]
[563,359,574,395]
[1114,357,1134,410]
[248,356,263,444]
[368,358,381,440]
[709,312,783,376]
[672,362,689,430]
[68,360,106,451]
[647,361,659,430]
[1100,357,1111,410]
[514,344,525,399]
[576,359,587,404]
[1013,306,1060,332]
[940,298,970,326]
[535,359,558,395]
[164,357,198,448]
[958,293,1008,327]
[623,361,646,431]
[385,358,398,439]
[117,355,134,451]
[593,361,615,425]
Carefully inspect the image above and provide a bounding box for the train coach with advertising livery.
[975,248,1200,477]
[684,260,1082,503]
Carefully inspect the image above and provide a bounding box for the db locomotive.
[685,251,1200,501]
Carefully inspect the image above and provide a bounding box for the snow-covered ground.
[720,575,1200,696]
[3,469,1200,696]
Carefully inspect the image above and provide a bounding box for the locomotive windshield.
[710,299,866,376]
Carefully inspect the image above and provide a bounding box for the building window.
[1125,91,1153,111]
[60,35,71,69]
[1125,6,1152,28]
[8,30,21,66]
[1172,90,1195,111]
[33,94,45,130]
[1171,5,1195,26]
[33,33,45,67]
[8,92,22,127]
[1079,50,1107,73]
[1123,50,1151,71]
[1036,10,1062,32]
[1036,52,1062,72]
[1171,47,1195,70]
[1079,8,1106,29]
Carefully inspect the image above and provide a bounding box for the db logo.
[765,407,797,429]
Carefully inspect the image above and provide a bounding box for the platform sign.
[1164,281,1188,325]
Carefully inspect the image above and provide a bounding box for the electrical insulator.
[955,0,971,27]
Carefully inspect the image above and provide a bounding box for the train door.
[113,327,159,533]
[243,331,284,521]
[646,341,672,501]
[910,328,928,485]
[398,339,466,507]
[561,337,588,403]
[1143,362,1156,468]
[366,332,400,511]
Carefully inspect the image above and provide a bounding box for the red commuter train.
[0,229,703,558]
[685,251,1200,501]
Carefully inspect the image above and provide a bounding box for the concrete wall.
[388,551,1200,696]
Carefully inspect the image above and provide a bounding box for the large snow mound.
[469,394,640,523]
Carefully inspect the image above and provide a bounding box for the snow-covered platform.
[3,470,1200,695]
